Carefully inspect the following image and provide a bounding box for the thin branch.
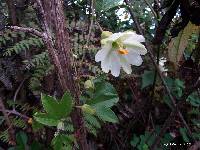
[0,109,30,120]
[13,78,27,111]
[86,0,95,47]
[7,109,29,120]
[35,0,52,34]
[124,0,144,34]
[6,26,44,38]
[96,21,103,32]
[143,0,158,19]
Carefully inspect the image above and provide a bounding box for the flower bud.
[101,31,113,39]
[81,104,96,115]
[84,80,94,89]
[57,121,65,130]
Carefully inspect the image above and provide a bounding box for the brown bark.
[35,0,89,149]
[5,0,17,25]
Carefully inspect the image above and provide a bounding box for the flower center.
[118,49,129,55]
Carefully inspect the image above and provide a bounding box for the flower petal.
[124,41,147,55]
[119,55,132,74]
[120,31,145,42]
[110,52,121,77]
[95,44,111,62]
[107,32,123,42]
[124,52,143,66]
[101,53,111,73]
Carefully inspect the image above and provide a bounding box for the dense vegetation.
[0,0,200,149]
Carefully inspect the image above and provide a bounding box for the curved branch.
[6,26,44,38]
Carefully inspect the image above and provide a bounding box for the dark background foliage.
[0,0,200,149]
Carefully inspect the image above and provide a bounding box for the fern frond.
[3,37,43,56]
[0,130,9,144]
[189,108,200,115]
[29,64,53,91]
[0,30,17,47]
[11,117,27,129]
[23,51,50,69]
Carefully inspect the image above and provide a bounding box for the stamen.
[118,49,129,55]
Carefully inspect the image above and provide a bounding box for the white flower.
[95,31,147,77]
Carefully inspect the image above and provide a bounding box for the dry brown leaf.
[168,22,200,68]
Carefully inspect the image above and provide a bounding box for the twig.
[0,96,16,145]
[124,0,144,34]
[13,78,27,111]
[0,109,30,120]
[86,0,95,47]
[6,26,44,38]
[96,21,103,32]
[143,0,158,19]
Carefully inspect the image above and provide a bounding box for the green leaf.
[81,104,96,115]
[130,134,140,147]
[41,92,73,119]
[52,135,63,150]
[84,113,101,129]
[87,79,119,107]
[179,128,190,142]
[95,106,119,123]
[41,94,59,116]
[16,131,28,150]
[32,120,44,132]
[175,79,185,89]
[0,116,5,125]
[192,132,200,140]
[30,141,44,150]
[34,112,60,126]
[95,0,121,12]
[51,134,74,150]
[187,92,200,107]
[85,122,97,136]
[142,144,149,150]
[84,76,119,123]
[141,70,155,89]
[59,92,73,116]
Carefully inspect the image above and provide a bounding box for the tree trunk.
[35,0,89,149]
[5,0,17,25]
